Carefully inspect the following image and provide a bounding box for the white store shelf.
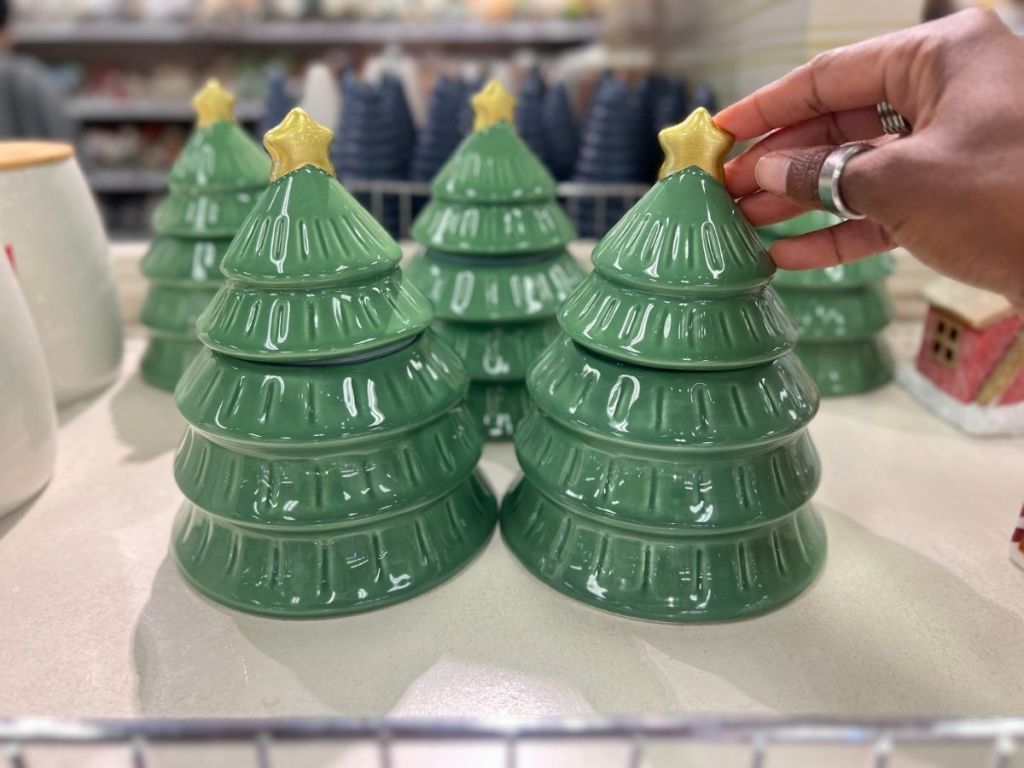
[0,322,1023,719]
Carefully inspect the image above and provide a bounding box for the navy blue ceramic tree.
[334,71,414,235]
[515,67,549,167]
[691,82,718,112]
[572,74,647,237]
[541,79,578,181]
[411,75,468,182]
[258,67,295,139]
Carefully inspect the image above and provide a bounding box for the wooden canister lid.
[0,141,73,172]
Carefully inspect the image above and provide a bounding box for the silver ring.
[818,143,873,220]
[877,100,911,135]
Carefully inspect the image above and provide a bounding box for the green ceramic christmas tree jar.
[139,80,269,391]
[761,211,895,396]
[171,109,498,618]
[406,80,585,440]
[501,109,826,623]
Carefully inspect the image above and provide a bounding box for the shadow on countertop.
[130,507,1024,720]
[110,371,184,462]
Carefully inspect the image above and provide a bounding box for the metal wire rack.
[342,179,651,241]
[2,716,1023,767]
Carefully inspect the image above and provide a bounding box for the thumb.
[754,140,912,223]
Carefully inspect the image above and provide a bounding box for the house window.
[930,314,963,367]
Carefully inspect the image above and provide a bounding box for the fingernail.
[755,154,790,195]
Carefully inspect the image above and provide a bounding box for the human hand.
[716,7,1024,307]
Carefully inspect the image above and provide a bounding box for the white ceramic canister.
[298,62,340,131]
[0,254,57,517]
[0,142,123,405]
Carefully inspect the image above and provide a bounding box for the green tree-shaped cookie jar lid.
[411,80,575,256]
[559,109,797,369]
[153,80,271,238]
[761,210,895,288]
[196,109,433,362]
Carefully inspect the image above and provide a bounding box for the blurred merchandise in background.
[7,0,927,238]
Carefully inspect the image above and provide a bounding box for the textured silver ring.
[818,143,873,220]
[877,100,912,135]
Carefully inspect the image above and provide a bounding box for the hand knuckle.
[959,5,1000,31]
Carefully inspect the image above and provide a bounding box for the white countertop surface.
[2,327,1023,721]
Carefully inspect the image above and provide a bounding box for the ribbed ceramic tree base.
[465,380,530,440]
[140,337,204,391]
[501,477,826,623]
[173,470,498,617]
[797,337,894,397]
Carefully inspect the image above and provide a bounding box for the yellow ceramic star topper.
[263,108,336,181]
[472,79,516,132]
[657,107,735,182]
[192,79,236,128]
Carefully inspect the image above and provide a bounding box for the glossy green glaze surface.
[590,168,776,294]
[405,250,582,322]
[762,213,895,395]
[528,335,818,449]
[428,120,555,204]
[412,199,576,256]
[141,284,221,336]
[408,118,584,440]
[198,167,433,362]
[175,405,481,526]
[794,337,895,396]
[759,209,839,246]
[140,237,231,284]
[772,254,894,289]
[559,276,797,369]
[176,332,466,448]
[434,319,558,380]
[173,136,496,617]
[197,268,433,362]
[167,119,271,192]
[502,478,825,623]
[140,115,269,391]
[503,165,826,621]
[140,337,204,392]
[776,282,893,342]
[153,188,265,239]
[174,470,497,618]
[466,379,531,440]
[220,165,402,287]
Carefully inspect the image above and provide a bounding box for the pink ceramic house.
[901,277,1024,435]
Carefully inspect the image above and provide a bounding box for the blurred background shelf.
[16,19,604,47]
[87,169,169,194]
[70,97,265,123]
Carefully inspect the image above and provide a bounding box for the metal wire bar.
[505,734,517,768]
[3,716,1024,746]
[378,726,392,768]
[339,179,651,201]
[254,732,272,768]
[130,736,146,768]
[871,736,892,768]
[339,178,651,241]
[992,734,1017,768]
[626,734,644,768]
[5,742,24,768]
[749,733,766,768]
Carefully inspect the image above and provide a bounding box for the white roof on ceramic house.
[922,276,1015,329]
